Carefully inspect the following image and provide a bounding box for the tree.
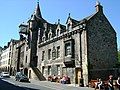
[118,49,120,62]
[113,49,120,68]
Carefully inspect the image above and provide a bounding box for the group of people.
[60,75,71,84]
[95,75,120,90]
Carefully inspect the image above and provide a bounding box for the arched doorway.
[24,68,28,76]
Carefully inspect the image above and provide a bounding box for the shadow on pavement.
[0,79,40,90]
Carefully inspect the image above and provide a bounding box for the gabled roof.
[71,18,79,27]
[72,12,97,27]
[66,13,80,27]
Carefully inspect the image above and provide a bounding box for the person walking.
[117,77,120,90]
[95,78,104,90]
[97,79,104,90]
[108,75,114,90]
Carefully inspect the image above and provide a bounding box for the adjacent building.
[0,39,19,75]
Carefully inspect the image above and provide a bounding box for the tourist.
[117,77,120,90]
[108,75,114,90]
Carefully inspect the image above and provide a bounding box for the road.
[0,76,94,90]
[0,78,38,90]
[0,77,54,90]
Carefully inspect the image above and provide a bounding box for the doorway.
[75,68,81,84]
[24,68,28,76]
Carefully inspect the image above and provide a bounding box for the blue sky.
[0,0,119,49]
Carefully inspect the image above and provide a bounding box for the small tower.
[28,1,43,67]
[28,1,42,30]
[95,1,103,13]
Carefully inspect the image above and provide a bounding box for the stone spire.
[34,1,42,18]
[95,1,103,13]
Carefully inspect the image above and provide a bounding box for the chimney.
[95,1,103,13]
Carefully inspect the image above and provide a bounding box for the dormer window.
[42,29,46,42]
[48,33,52,40]
[67,23,72,31]
[48,26,52,39]
[56,29,60,36]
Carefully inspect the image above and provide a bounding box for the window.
[8,59,10,65]
[65,43,71,56]
[9,52,11,58]
[48,49,51,60]
[57,29,60,36]
[48,33,52,39]
[57,65,60,75]
[52,46,56,60]
[67,23,72,31]
[48,66,51,75]
[42,36,45,42]
[25,56,27,63]
[42,66,45,75]
[57,46,60,58]
[42,51,45,61]
[26,47,28,51]
[10,46,11,51]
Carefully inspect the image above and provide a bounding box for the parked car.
[1,72,10,78]
[15,72,30,82]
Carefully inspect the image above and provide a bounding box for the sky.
[0,0,119,50]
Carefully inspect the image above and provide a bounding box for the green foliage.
[118,50,120,62]
[113,50,120,68]
[115,50,120,68]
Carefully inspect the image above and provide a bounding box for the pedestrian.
[95,78,99,90]
[60,76,66,84]
[97,79,104,90]
[95,78,104,90]
[108,75,114,90]
[116,77,120,90]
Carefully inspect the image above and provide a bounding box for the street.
[0,78,37,90]
[0,76,94,90]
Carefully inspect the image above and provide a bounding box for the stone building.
[0,39,19,74]
[7,39,18,75]
[0,43,11,73]
[17,1,117,86]
[0,46,2,62]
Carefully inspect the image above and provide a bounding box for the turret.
[28,1,42,30]
[28,15,37,30]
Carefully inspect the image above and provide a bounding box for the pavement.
[2,76,94,90]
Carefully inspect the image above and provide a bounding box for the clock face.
[19,25,27,34]
[20,26,26,30]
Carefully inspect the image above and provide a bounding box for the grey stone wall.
[87,12,118,79]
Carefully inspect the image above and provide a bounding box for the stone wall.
[87,12,118,80]
[87,12,117,69]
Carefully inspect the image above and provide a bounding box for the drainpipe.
[79,29,84,87]
[78,20,86,86]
